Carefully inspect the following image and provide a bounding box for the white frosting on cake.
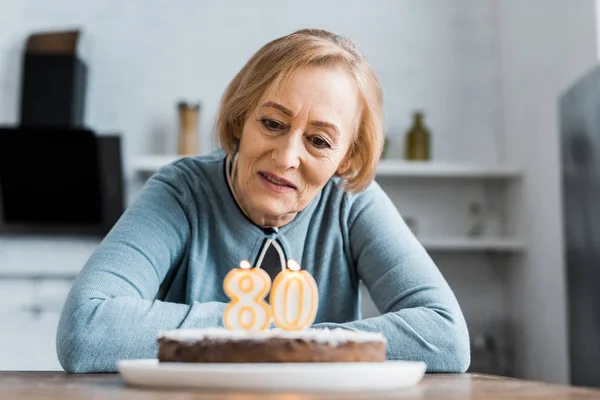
[158,327,386,346]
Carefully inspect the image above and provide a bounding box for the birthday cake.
[157,258,387,363]
[157,327,387,363]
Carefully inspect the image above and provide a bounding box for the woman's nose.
[272,134,302,169]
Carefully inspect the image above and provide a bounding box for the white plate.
[117,359,426,392]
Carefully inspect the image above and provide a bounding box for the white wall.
[597,0,600,60]
[497,0,598,384]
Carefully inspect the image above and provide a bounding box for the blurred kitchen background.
[1,0,599,387]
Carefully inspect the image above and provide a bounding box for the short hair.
[216,29,383,192]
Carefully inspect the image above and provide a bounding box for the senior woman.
[56,29,470,373]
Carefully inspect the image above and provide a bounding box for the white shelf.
[131,155,185,172]
[419,237,525,252]
[375,160,521,178]
[0,236,100,275]
[131,155,522,179]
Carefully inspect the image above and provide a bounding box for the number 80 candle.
[223,260,272,331]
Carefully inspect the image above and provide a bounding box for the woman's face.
[234,66,359,228]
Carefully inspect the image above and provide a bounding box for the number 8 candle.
[270,259,319,331]
[223,260,272,331]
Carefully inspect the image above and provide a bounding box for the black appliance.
[559,64,600,387]
[0,29,124,236]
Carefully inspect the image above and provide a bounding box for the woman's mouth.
[258,171,297,193]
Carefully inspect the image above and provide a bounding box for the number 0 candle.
[270,259,319,331]
[223,260,272,331]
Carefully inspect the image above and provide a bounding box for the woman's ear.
[336,157,353,176]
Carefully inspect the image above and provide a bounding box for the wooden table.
[1,372,599,399]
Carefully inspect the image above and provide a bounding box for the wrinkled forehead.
[253,66,361,133]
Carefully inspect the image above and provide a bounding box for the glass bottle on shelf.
[404,111,431,161]
[178,101,200,155]
[467,201,485,237]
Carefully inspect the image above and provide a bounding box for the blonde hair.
[216,29,383,192]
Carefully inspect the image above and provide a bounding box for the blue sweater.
[56,149,470,373]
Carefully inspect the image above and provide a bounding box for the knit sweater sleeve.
[313,182,471,372]
[56,163,226,373]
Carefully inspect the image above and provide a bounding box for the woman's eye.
[262,119,283,131]
[310,136,330,149]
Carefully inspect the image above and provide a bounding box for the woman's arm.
[313,183,470,372]
[56,163,226,373]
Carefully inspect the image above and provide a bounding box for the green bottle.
[405,112,431,161]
